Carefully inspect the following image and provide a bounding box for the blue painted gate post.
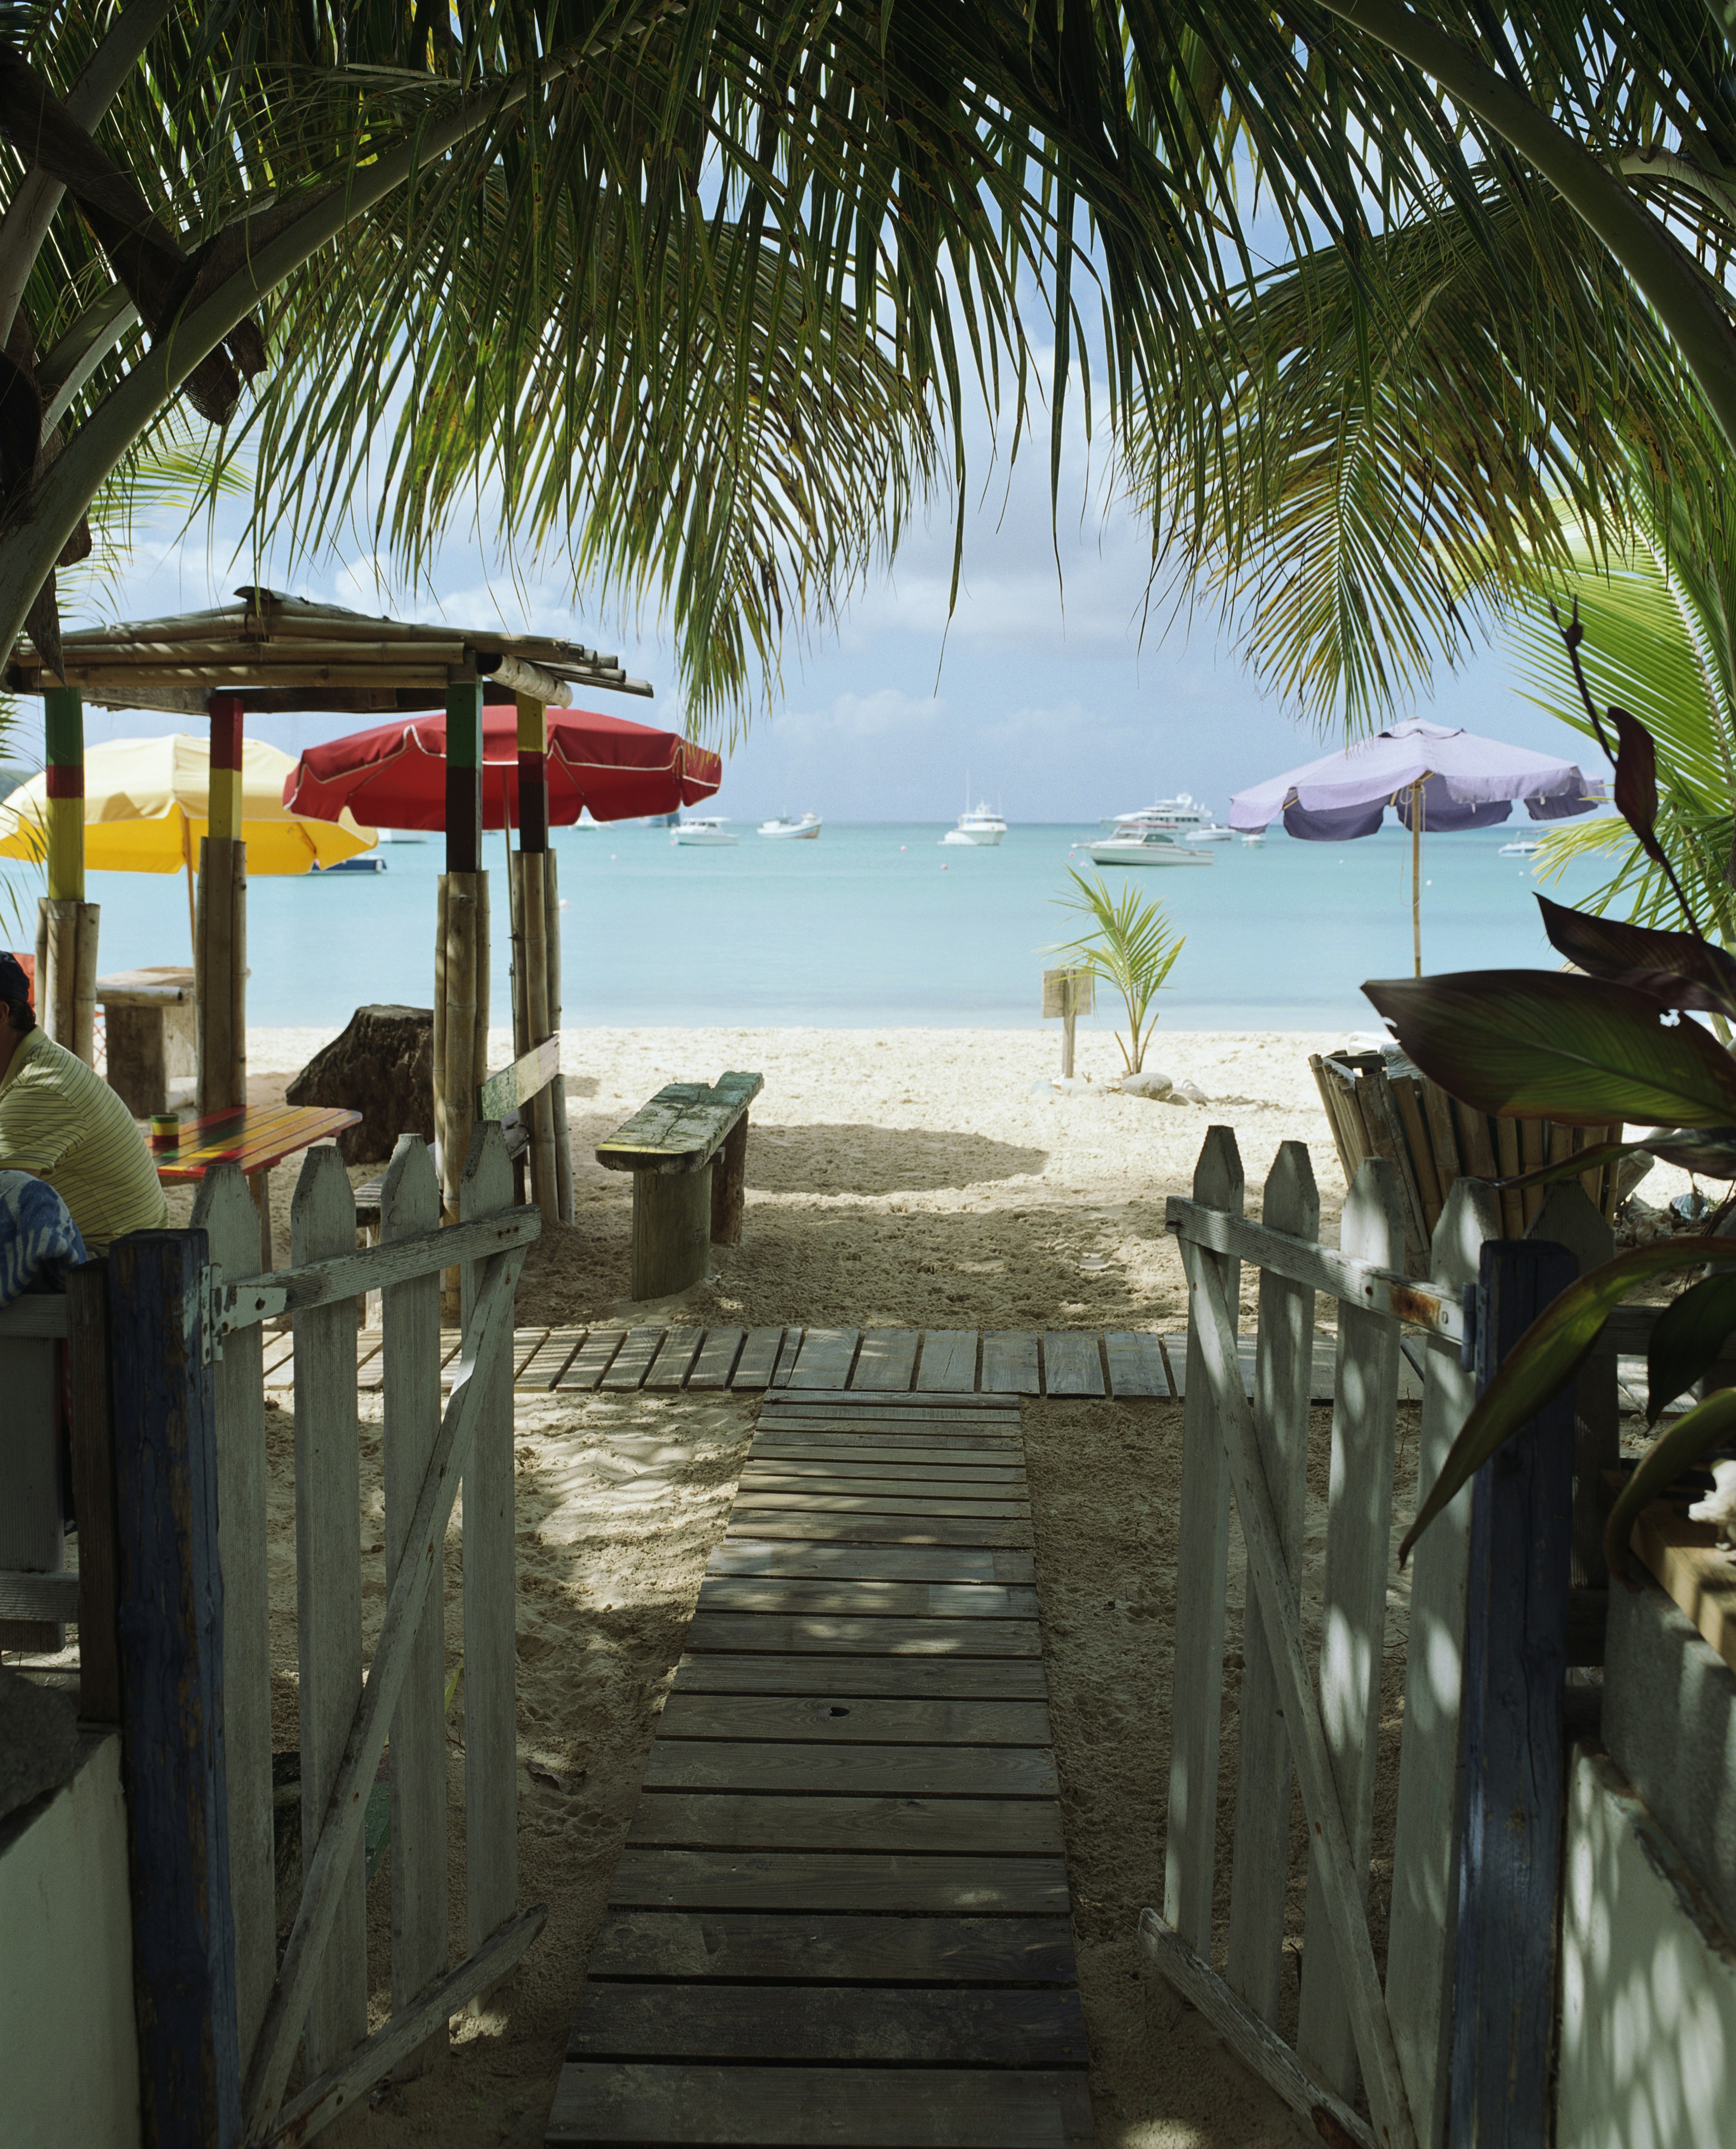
[1449,1237,1576,2145]
[109,1228,241,2149]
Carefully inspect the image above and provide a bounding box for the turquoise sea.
[3,820,1611,1033]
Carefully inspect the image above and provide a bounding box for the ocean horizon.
[3,817,1612,1035]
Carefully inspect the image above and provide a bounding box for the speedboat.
[940,802,1007,846]
[1100,793,1234,843]
[672,817,738,846]
[1087,827,1213,868]
[759,812,822,839]
[1499,838,1541,858]
[311,854,387,873]
[1241,832,1264,848]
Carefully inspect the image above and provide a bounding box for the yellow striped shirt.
[0,1028,168,1253]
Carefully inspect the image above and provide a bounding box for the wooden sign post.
[1042,966,1095,1077]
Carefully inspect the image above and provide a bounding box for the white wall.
[1558,1743,1736,2149]
[0,1734,140,2149]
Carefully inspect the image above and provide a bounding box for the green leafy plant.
[1051,869,1184,1075]
[1371,622,1736,1581]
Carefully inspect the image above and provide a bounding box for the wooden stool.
[596,1072,763,1299]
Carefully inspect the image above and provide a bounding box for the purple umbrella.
[1228,717,1602,974]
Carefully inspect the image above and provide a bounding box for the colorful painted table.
[154,1102,361,1271]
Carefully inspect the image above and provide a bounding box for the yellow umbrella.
[0,733,377,947]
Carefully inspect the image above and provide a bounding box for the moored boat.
[759,812,822,839]
[1087,827,1213,868]
[940,801,1007,846]
[1100,792,1233,843]
[672,816,739,846]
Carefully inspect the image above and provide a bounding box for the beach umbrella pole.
[1410,779,1424,978]
[40,686,99,1063]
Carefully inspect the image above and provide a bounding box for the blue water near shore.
[2,820,1611,1033]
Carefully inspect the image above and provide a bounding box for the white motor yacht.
[940,801,1007,846]
[759,812,822,840]
[672,817,738,846]
[1100,793,1234,843]
[1087,827,1213,868]
[1498,838,1541,858]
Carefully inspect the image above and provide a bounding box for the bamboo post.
[197,695,248,1114]
[40,685,100,1063]
[542,848,573,1222]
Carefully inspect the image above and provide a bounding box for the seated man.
[0,951,168,1253]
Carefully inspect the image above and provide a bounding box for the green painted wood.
[850,1329,920,1391]
[595,1072,765,1175]
[644,1327,706,1390]
[584,1910,1079,1985]
[981,1332,1042,1394]
[670,1653,1050,1699]
[608,1849,1072,1915]
[568,1984,1087,2064]
[1104,1330,1169,1398]
[600,1325,665,1391]
[696,1578,1037,1619]
[642,1741,1060,1799]
[727,1327,784,1389]
[1043,1332,1105,1397]
[686,1327,746,1389]
[683,1613,1042,1657]
[915,1331,980,1390]
[706,1541,1037,1586]
[657,1693,1054,1745]
[547,2063,1094,2145]
[722,1514,1031,1549]
[557,1330,626,1390]
[477,1035,560,1119]
[788,1327,860,1388]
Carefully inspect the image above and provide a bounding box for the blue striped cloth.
[0,1169,88,1307]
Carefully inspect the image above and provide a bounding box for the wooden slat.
[599,1325,664,1391]
[657,1694,1053,1745]
[1104,1331,1169,1398]
[609,1850,1071,1915]
[684,1613,1042,1656]
[768,1326,805,1386]
[687,1327,746,1390]
[1164,1128,1241,1953]
[707,1540,1035,1585]
[729,1327,786,1389]
[696,1578,1037,1618]
[585,1911,1077,1984]
[754,1419,1020,1445]
[788,1327,861,1388]
[723,1515,1031,1549]
[916,1329,979,1390]
[1297,1160,1406,2102]
[379,1136,448,2076]
[477,1035,560,1120]
[750,1443,1021,1469]
[762,1389,1015,1412]
[731,1491,1030,1519]
[1043,1332,1105,1397]
[559,1329,626,1390]
[742,1459,1028,1486]
[642,1741,1059,1798]
[850,1329,919,1390]
[515,1327,586,1390]
[290,1147,368,2071]
[628,1791,1063,1855]
[548,2064,1094,2145]
[1629,1497,1736,1677]
[569,1984,1085,2064]
[645,1327,706,1390]
[981,1331,1041,1394]
[671,1654,1049,1699]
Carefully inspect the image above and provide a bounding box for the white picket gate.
[194,1121,542,2144]
[1145,1128,1497,2149]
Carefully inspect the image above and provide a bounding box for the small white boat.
[759,812,822,840]
[1087,828,1213,868]
[1499,838,1541,858]
[1241,832,1264,848]
[311,854,387,874]
[672,817,738,846]
[940,801,1007,847]
[1100,793,1234,843]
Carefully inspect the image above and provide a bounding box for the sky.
[13,356,1586,828]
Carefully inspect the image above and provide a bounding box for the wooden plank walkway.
[548,1387,1092,2147]
[270,1325,1184,1399]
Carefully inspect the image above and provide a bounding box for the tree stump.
[286,1005,435,1165]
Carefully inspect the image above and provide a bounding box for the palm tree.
[0,1,1580,726]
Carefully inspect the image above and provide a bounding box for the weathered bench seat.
[595,1071,764,1299]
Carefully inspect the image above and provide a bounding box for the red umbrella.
[281,705,721,830]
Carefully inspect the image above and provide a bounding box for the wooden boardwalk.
[547,1387,1094,2148]
[263,1322,1426,1404]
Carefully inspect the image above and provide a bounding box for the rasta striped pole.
[39,685,98,1059]
[513,694,557,1216]
[515,693,547,854]
[439,672,488,1228]
[197,694,248,1113]
[445,672,484,874]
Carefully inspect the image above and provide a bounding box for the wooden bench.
[95,965,196,1117]
[595,1072,763,1299]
